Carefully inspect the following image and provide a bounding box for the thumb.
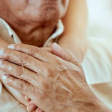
[52,43,79,65]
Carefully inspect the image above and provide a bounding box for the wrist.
[67,95,111,112]
[73,98,111,112]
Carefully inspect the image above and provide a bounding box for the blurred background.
[87,0,112,39]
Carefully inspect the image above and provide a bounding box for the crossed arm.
[59,0,88,62]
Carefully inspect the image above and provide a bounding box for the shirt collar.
[44,20,64,47]
[0,18,21,43]
[0,18,64,46]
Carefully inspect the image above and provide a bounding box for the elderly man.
[0,0,111,112]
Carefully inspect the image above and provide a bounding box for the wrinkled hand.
[0,43,98,112]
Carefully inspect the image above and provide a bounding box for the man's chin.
[38,6,60,22]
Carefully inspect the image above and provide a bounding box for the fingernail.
[27,104,37,112]
[0,49,4,56]
[2,75,8,80]
[8,44,15,49]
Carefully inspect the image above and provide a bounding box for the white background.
[87,0,112,39]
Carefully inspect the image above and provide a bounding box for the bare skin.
[0,0,87,62]
[0,43,111,112]
[0,0,69,47]
[0,39,30,106]
[0,0,69,111]
[59,0,88,62]
[27,1,88,111]
[0,0,87,111]
[0,0,111,112]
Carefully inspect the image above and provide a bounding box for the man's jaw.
[0,0,60,46]
[11,20,58,47]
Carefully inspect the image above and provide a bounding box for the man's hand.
[0,43,111,112]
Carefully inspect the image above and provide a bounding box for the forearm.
[68,98,112,112]
[58,34,88,63]
[76,101,111,112]
[59,0,88,62]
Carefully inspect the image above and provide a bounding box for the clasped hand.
[0,43,96,112]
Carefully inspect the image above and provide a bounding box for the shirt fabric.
[0,18,112,111]
[82,38,112,109]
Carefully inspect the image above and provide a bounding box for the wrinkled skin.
[0,43,100,112]
[0,0,69,111]
[0,0,69,46]
[1,0,69,22]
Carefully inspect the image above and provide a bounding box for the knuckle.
[17,81,25,91]
[20,54,30,65]
[16,80,28,91]
[3,49,11,60]
[28,47,40,56]
[15,66,25,77]
[23,54,29,60]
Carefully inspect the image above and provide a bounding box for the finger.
[1,74,38,99]
[8,44,52,62]
[1,74,44,111]
[27,104,37,112]
[52,43,80,65]
[0,48,45,73]
[8,44,52,54]
[36,108,44,112]
[41,47,52,54]
[0,59,41,86]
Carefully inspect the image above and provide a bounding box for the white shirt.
[82,38,112,109]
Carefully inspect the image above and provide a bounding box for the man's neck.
[12,21,57,47]
[8,19,57,47]
[0,1,58,47]
[0,12,57,47]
